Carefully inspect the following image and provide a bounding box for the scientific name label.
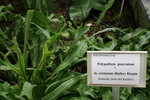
[92,54,140,85]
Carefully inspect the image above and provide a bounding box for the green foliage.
[0,4,13,21]
[69,0,107,24]
[52,40,87,76]
[86,27,150,51]
[0,2,150,100]
[96,0,115,25]
[26,0,53,16]
[69,0,115,25]
[4,37,27,80]
[42,74,86,100]
[0,7,97,100]
[20,82,36,100]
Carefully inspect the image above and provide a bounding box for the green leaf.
[69,0,106,23]
[120,88,132,100]
[32,10,50,30]
[102,88,112,100]
[121,28,147,42]
[4,51,22,76]
[69,0,92,21]
[33,33,60,79]
[77,83,96,98]
[92,35,117,51]
[92,0,106,11]
[138,31,150,47]
[20,82,36,100]
[13,37,27,80]
[93,27,126,36]
[0,65,10,70]
[3,37,27,80]
[42,74,86,100]
[45,73,75,94]
[96,0,115,25]
[24,10,34,64]
[52,40,87,76]
[0,91,8,100]
[0,82,21,100]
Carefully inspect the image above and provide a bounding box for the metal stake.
[112,87,120,100]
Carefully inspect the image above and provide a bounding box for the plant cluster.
[0,0,150,100]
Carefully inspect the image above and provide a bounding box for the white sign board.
[87,51,147,87]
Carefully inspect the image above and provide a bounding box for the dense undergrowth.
[0,0,150,100]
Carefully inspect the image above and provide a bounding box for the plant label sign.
[87,51,147,87]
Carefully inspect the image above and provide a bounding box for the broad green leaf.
[45,74,75,94]
[52,40,87,76]
[69,0,92,21]
[42,74,85,100]
[69,0,106,23]
[34,25,50,39]
[32,10,50,29]
[20,82,36,100]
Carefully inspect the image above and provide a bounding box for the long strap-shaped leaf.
[96,0,115,25]
[13,37,27,80]
[4,37,27,80]
[24,10,34,65]
[120,28,147,42]
[42,74,86,100]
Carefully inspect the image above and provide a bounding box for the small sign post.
[87,51,147,100]
[112,87,120,100]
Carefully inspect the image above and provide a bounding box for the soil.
[53,0,71,20]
